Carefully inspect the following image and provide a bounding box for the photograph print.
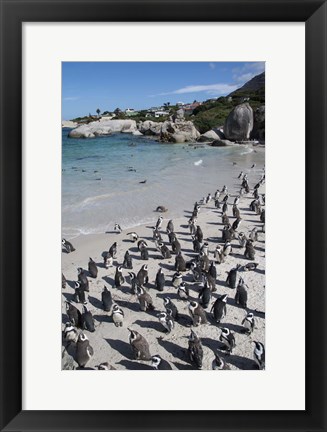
[61,61,265,371]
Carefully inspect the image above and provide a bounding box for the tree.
[96,108,101,117]
[114,108,122,115]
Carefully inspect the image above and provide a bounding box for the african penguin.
[128,328,151,360]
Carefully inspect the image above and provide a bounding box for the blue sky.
[62,62,265,120]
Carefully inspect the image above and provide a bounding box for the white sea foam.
[194,159,203,166]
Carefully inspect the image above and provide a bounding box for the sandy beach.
[61,174,265,370]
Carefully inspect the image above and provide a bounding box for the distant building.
[154,110,170,118]
[125,108,139,116]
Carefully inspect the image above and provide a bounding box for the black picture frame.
[0,0,326,431]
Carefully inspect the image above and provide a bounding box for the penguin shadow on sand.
[222,322,246,334]
[65,279,76,289]
[223,353,258,370]
[88,295,104,310]
[62,291,75,303]
[133,319,164,333]
[201,336,225,353]
[115,298,140,313]
[92,313,112,324]
[173,362,196,370]
[117,359,153,370]
[105,230,117,235]
[157,338,188,363]
[102,275,116,286]
[179,237,193,244]
[105,338,134,360]
[158,262,174,272]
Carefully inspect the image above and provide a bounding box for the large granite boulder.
[161,120,200,143]
[138,120,162,136]
[224,103,253,141]
[251,105,265,142]
[68,119,137,138]
[198,129,221,142]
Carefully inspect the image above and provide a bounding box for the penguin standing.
[212,351,230,370]
[222,212,230,226]
[253,341,265,370]
[153,227,163,243]
[73,281,87,304]
[232,204,241,218]
[201,242,209,257]
[205,272,216,292]
[222,201,228,214]
[214,245,225,264]
[155,267,165,291]
[62,273,67,289]
[199,251,210,272]
[103,251,113,269]
[219,327,236,354]
[175,252,186,272]
[226,264,241,289]
[249,227,258,242]
[155,216,163,230]
[77,268,89,292]
[158,242,171,259]
[123,250,133,269]
[188,330,203,369]
[192,235,202,253]
[88,257,98,278]
[172,271,183,288]
[136,286,155,312]
[166,219,174,233]
[242,312,255,334]
[62,238,75,253]
[128,272,140,294]
[101,286,113,312]
[137,264,149,286]
[138,239,148,252]
[211,294,228,323]
[109,242,117,258]
[163,297,179,321]
[81,305,95,332]
[151,355,172,370]
[112,304,124,327]
[244,239,255,260]
[196,225,203,243]
[198,282,212,308]
[76,332,94,368]
[232,217,242,231]
[238,232,247,248]
[157,311,174,333]
[223,240,232,257]
[190,261,203,282]
[65,301,82,328]
[128,328,151,360]
[171,238,182,254]
[114,223,122,233]
[188,301,208,326]
[208,261,217,281]
[114,265,125,288]
[167,230,177,245]
[63,322,78,344]
[140,244,149,260]
[235,277,248,308]
[177,282,189,300]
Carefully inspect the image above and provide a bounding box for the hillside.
[192,72,265,133]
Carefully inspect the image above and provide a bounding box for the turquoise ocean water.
[62,128,265,238]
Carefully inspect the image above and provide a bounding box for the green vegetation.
[192,94,264,134]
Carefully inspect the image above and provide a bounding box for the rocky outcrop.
[138,119,200,143]
[224,103,253,141]
[62,120,78,128]
[198,129,221,142]
[68,119,137,138]
[251,105,265,142]
[211,139,236,147]
[138,121,162,136]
